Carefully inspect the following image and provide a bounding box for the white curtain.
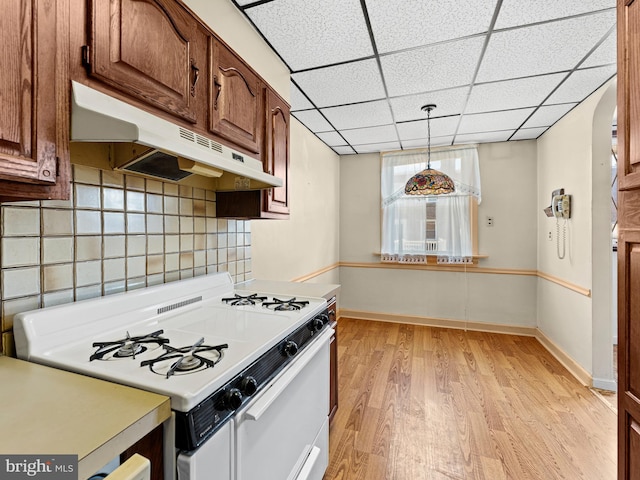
[381,146,481,260]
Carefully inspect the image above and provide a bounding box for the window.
[381,146,481,263]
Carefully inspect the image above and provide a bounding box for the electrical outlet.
[486,216,494,227]
[548,231,553,241]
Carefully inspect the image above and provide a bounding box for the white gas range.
[13,272,332,480]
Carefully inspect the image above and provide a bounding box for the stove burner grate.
[262,297,310,311]
[222,293,268,306]
[90,330,169,361]
[141,338,229,378]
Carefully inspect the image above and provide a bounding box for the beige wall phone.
[551,189,571,259]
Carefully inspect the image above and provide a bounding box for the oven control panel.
[174,308,331,451]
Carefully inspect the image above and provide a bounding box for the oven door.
[176,420,233,480]
[235,328,332,480]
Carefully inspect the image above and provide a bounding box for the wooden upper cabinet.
[0,0,70,201]
[86,0,204,124]
[264,88,290,216]
[209,38,263,154]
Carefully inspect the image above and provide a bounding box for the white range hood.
[70,81,282,189]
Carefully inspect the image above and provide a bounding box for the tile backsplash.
[0,165,252,355]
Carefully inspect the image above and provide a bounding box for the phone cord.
[556,220,566,259]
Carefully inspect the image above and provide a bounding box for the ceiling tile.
[340,125,398,145]
[521,103,578,128]
[458,108,535,134]
[292,59,386,108]
[381,37,484,97]
[466,73,565,113]
[477,10,616,83]
[495,0,614,29]
[510,127,548,140]
[321,100,393,130]
[290,82,314,111]
[389,87,469,122]
[455,130,514,144]
[354,141,401,154]
[402,136,454,149]
[544,64,616,104]
[244,0,373,71]
[332,146,357,155]
[581,30,617,68]
[316,131,347,147]
[397,116,460,141]
[292,110,333,133]
[365,0,496,54]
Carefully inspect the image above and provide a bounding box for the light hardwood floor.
[324,318,617,480]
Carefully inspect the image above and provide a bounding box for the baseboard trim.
[592,377,617,392]
[338,308,537,337]
[337,309,595,387]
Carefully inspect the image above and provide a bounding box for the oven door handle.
[293,446,320,480]
[243,328,333,422]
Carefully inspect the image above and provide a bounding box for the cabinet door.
[264,88,290,215]
[88,0,202,123]
[0,0,70,200]
[209,38,263,154]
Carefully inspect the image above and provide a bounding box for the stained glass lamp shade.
[404,104,455,196]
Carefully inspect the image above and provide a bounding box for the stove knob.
[240,376,258,396]
[309,318,324,332]
[224,388,243,409]
[283,340,299,357]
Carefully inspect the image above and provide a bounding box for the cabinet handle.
[213,76,222,110]
[190,61,199,97]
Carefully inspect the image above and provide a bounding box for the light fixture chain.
[427,107,431,169]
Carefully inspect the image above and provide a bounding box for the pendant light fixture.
[404,104,455,195]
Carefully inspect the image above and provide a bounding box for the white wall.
[339,141,538,328]
[536,79,616,378]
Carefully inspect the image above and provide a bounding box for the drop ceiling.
[232,0,617,155]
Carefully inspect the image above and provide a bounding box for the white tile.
[340,125,398,145]
[146,274,164,287]
[321,100,393,130]
[353,141,401,154]
[102,170,124,188]
[180,252,194,270]
[43,264,73,292]
[180,216,194,234]
[165,235,180,253]
[245,0,372,70]
[455,130,514,143]
[146,179,163,194]
[180,198,193,216]
[316,131,347,147]
[2,237,39,267]
[43,290,74,308]
[389,88,469,122]
[75,210,102,235]
[76,285,102,301]
[381,37,484,97]
[331,146,357,155]
[292,110,334,133]
[126,191,146,212]
[147,214,164,234]
[165,253,179,272]
[290,82,314,111]
[180,234,194,252]
[165,216,179,234]
[103,212,125,234]
[103,235,125,258]
[545,65,617,105]
[104,281,126,296]
[292,59,385,108]
[127,235,146,256]
[477,10,616,82]
[76,236,102,261]
[2,296,40,330]
[75,184,101,209]
[43,237,73,264]
[3,207,40,236]
[582,30,617,68]
[466,73,565,113]
[147,254,164,275]
[194,217,206,233]
[522,103,578,128]
[126,213,146,234]
[147,235,164,255]
[458,108,535,134]
[76,260,102,286]
[73,165,100,185]
[367,0,495,53]
[511,127,548,140]
[103,187,125,210]
[164,183,179,197]
[104,258,125,282]
[43,209,73,236]
[127,256,147,278]
[402,136,454,149]
[125,175,145,191]
[193,199,206,217]
[397,116,460,141]
[495,0,614,29]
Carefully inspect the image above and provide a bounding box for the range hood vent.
[70,81,282,189]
